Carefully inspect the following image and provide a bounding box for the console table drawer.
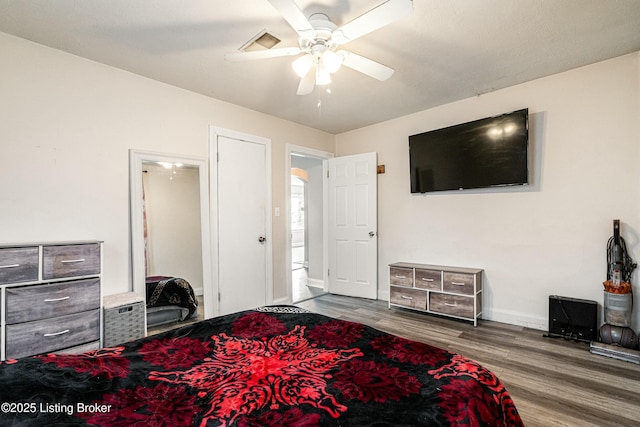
[430,293,474,318]
[389,267,413,287]
[415,269,441,290]
[390,286,427,310]
[0,247,39,285]
[443,272,475,295]
[5,309,100,359]
[6,278,100,324]
[43,243,101,280]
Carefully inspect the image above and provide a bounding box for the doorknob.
[258,236,267,243]
[369,231,376,238]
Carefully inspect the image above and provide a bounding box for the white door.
[211,129,272,316]
[328,152,378,299]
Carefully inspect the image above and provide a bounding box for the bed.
[0,306,523,426]
[145,276,198,328]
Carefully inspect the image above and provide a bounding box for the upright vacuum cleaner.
[592,220,639,360]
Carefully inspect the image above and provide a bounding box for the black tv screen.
[409,109,529,193]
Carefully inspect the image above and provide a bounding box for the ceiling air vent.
[240,30,282,52]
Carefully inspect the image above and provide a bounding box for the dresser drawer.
[43,243,100,280]
[6,309,100,359]
[0,247,39,285]
[6,278,100,324]
[390,286,427,310]
[389,267,413,287]
[429,293,474,318]
[415,269,441,290]
[443,272,475,295]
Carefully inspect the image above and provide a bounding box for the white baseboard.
[377,289,545,330]
[306,278,324,289]
[482,308,547,330]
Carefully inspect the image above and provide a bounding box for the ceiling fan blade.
[297,69,316,95]
[333,0,413,44]
[224,47,301,61]
[340,51,394,81]
[267,0,314,35]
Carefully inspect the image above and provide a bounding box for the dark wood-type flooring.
[296,294,640,427]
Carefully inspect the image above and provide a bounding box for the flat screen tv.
[409,108,529,193]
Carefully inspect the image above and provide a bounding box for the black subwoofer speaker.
[547,295,598,343]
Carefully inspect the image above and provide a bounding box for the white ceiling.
[1,0,639,134]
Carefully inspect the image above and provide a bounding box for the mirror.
[129,149,212,332]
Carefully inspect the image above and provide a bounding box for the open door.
[327,152,378,299]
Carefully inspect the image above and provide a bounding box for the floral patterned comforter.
[0,306,523,426]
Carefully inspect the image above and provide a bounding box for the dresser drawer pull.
[0,263,20,269]
[421,278,434,282]
[444,302,458,307]
[394,275,407,279]
[44,329,70,337]
[400,295,413,300]
[44,296,71,302]
[60,258,86,264]
[451,282,466,286]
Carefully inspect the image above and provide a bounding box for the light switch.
[274,207,280,217]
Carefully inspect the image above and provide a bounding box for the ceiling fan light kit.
[292,54,315,77]
[315,67,332,86]
[320,50,344,74]
[226,0,413,95]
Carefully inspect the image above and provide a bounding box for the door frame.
[210,126,273,316]
[129,149,213,322]
[285,144,333,304]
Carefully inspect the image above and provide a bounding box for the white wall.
[3,30,639,331]
[336,52,640,330]
[306,161,324,281]
[291,155,324,281]
[0,32,335,301]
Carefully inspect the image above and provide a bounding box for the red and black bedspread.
[0,306,523,426]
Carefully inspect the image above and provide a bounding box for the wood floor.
[296,294,640,427]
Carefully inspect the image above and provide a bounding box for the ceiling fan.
[225,0,413,95]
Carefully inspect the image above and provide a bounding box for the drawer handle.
[44,296,70,302]
[394,275,407,279]
[421,278,434,282]
[60,258,86,264]
[44,329,70,337]
[444,302,458,307]
[400,295,413,300]
[451,282,466,286]
[0,263,20,269]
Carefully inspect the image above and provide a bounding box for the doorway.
[286,148,379,304]
[129,149,212,327]
[286,145,333,303]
